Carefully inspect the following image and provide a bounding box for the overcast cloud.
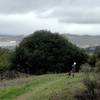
[0,0,100,35]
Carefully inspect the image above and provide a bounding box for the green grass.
[0,73,84,100]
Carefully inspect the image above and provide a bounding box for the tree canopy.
[11,30,88,74]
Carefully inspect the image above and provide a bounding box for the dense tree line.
[11,30,88,74]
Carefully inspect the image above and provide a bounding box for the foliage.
[88,51,100,69]
[11,30,88,74]
[95,46,100,54]
[80,63,92,72]
[0,48,12,73]
[74,73,100,100]
[95,60,100,72]
[84,74,100,99]
[88,54,96,67]
[95,52,100,61]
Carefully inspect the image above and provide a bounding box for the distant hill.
[0,34,100,49]
[0,35,24,49]
[0,34,23,42]
[63,34,100,48]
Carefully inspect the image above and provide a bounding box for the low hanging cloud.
[0,0,100,35]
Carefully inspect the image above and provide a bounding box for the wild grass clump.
[74,73,100,100]
[80,63,92,73]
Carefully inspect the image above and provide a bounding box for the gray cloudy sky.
[0,0,100,35]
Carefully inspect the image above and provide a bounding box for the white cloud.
[0,0,100,35]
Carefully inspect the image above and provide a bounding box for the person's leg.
[72,72,74,77]
[72,69,75,77]
[68,71,71,76]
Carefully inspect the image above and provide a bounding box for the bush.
[95,61,100,72]
[80,63,92,72]
[74,73,100,100]
[88,55,96,67]
[0,48,11,73]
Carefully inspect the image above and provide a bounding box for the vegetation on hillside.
[0,30,99,100]
[0,48,11,73]
[0,73,83,100]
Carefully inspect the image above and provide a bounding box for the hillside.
[0,74,83,100]
[0,34,100,49]
[63,34,100,48]
[0,35,23,49]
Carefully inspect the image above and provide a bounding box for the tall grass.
[0,73,83,100]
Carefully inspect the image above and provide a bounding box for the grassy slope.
[0,73,84,100]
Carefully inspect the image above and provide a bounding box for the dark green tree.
[11,30,88,74]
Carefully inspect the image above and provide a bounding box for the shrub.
[95,61,100,72]
[80,63,92,73]
[88,55,96,67]
[0,48,11,73]
[74,73,100,100]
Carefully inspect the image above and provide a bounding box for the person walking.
[71,62,76,77]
